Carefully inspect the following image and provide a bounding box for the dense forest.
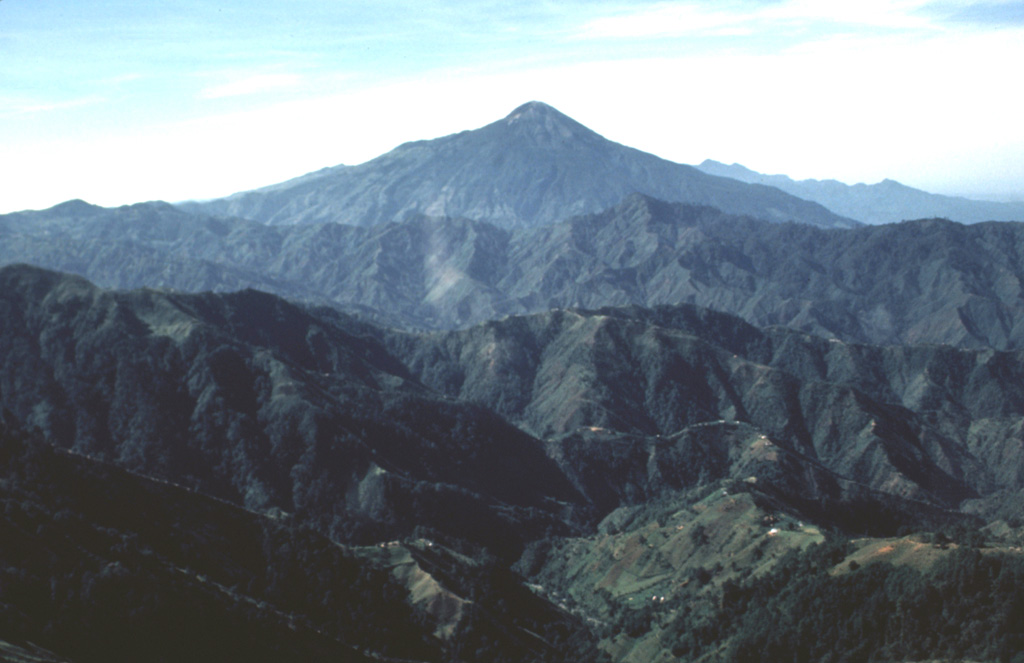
[2,261,1024,661]
[0,417,603,662]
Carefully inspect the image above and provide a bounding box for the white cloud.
[573,0,961,42]
[576,3,754,39]
[761,0,937,31]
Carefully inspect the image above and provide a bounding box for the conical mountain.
[188,101,857,229]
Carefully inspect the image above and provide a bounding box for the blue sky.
[2,0,1022,213]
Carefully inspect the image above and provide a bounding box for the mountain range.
[3,264,1024,660]
[4,100,1024,662]
[11,262,1024,518]
[697,159,1024,225]
[6,194,1024,348]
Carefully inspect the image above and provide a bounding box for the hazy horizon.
[2,0,1022,214]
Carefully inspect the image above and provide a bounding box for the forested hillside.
[2,264,1024,661]
[6,195,1024,348]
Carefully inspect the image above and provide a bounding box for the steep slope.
[0,200,514,329]
[698,159,1024,225]
[500,195,1024,349]
[0,420,597,663]
[8,195,1024,347]
[8,262,1024,520]
[0,264,584,553]
[0,422,430,663]
[5,267,1024,661]
[185,102,856,230]
[7,264,1017,520]
[387,303,1024,513]
[526,497,1023,663]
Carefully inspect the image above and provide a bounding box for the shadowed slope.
[0,264,584,553]
[389,303,1024,511]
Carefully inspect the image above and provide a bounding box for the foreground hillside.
[0,418,596,663]
[8,263,1024,523]
[0,264,585,554]
[2,265,1024,660]
[5,195,1024,348]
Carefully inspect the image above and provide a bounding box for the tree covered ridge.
[6,194,1024,347]
[3,264,1024,661]
[0,419,435,662]
[673,539,1024,663]
[0,418,603,662]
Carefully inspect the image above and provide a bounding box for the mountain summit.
[505,99,560,119]
[500,101,596,145]
[187,102,856,230]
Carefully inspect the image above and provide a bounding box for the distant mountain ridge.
[697,159,1024,225]
[6,195,1024,349]
[183,101,856,230]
